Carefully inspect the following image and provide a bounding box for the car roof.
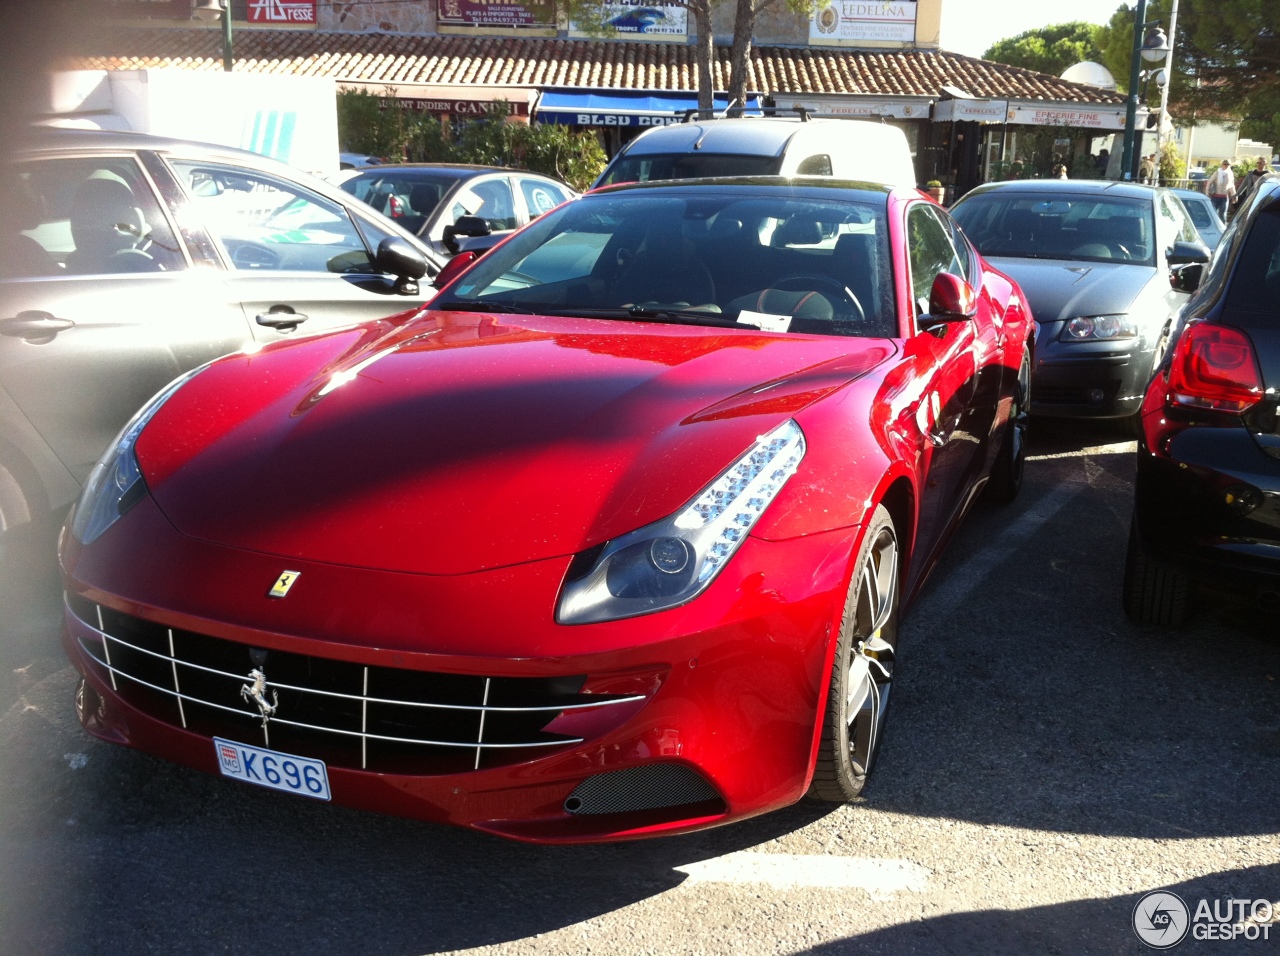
[588,175,895,202]
[17,125,281,164]
[616,117,886,159]
[345,163,527,176]
[960,179,1164,202]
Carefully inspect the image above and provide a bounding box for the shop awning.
[536,90,763,127]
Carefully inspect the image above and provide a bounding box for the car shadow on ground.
[791,863,1280,955]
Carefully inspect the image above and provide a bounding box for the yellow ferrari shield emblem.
[268,571,301,598]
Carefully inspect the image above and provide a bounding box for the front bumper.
[61,496,859,843]
[1031,320,1155,420]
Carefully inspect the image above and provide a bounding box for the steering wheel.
[228,241,281,270]
[773,275,866,324]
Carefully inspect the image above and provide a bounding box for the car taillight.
[388,195,404,217]
[1167,321,1263,412]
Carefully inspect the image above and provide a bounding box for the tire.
[986,348,1029,504]
[1122,518,1190,626]
[810,505,899,802]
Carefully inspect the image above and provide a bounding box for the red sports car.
[60,179,1033,843]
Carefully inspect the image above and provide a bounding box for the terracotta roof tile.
[66,27,1123,104]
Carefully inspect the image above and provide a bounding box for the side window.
[1157,194,1198,254]
[171,160,371,274]
[3,156,185,278]
[1223,205,1280,318]
[944,213,974,281]
[908,205,964,317]
[796,154,833,176]
[469,178,518,231]
[519,178,569,220]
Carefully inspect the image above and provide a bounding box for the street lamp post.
[1153,0,1181,183]
[193,0,233,72]
[1119,0,1170,181]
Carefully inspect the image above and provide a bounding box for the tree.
[981,22,1104,77]
[565,0,819,113]
[1099,0,1280,145]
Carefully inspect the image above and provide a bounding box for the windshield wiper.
[554,306,745,328]
[436,300,537,314]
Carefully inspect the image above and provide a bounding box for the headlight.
[70,367,204,545]
[556,420,806,625]
[1059,314,1139,341]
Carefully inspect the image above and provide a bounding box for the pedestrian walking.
[1237,156,1272,208]
[1206,160,1235,218]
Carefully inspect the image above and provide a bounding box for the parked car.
[61,177,1033,843]
[1172,187,1226,249]
[1124,176,1280,625]
[339,151,383,170]
[950,180,1211,427]
[0,127,440,539]
[592,115,917,190]
[337,164,577,259]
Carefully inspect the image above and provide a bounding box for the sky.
[939,0,1131,58]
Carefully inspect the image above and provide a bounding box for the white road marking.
[673,852,929,900]
[1027,440,1135,461]
[917,480,1081,618]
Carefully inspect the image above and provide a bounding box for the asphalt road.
[2,421,1278,955]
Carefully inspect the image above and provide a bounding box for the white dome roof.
[1061,61,1118,90]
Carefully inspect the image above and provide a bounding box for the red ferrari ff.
[60,179,1033,843]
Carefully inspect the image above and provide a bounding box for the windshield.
[598,154,783,187]
[431,189,896,337]
[951,192,1156,265]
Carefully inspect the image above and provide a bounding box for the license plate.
[213,737,330,801]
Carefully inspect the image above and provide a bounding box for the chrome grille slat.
[67,597,632,773]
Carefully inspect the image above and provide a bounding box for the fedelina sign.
[247,0,316,22]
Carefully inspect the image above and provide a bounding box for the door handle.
[0,311,75,340]
[255,307,309,331]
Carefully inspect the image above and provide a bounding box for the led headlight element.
[1059,314,1138,341]
[557,420,806,624]
[70,366,205,545]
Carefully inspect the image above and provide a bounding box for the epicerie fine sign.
[810,1,917,43]
[247,0,315,23]
[1006,106,1128,130]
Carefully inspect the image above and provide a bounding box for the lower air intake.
[563,764,719,815]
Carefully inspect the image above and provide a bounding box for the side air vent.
[563,764,719,815]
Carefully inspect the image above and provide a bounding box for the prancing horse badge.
[268,570,301,598]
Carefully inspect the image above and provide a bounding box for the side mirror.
[442,215,492,254]
[374,237,428,295]
[1169,262,1204,294]
[1167,240,1211,266]
[918,273,977,335]
[433,250,479,290]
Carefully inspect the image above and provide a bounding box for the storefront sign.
[381,96,531,117]
[1005,105,1128,130]
[570,1,687,39]
[810,1,917,44]
[773,95,927,120]
[247,0,316,23]
[933,99,1009,123]
[437,0,556,29]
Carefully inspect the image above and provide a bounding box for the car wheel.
[986,348,1029,504]
[811,505,898,802]
[1122,518,1190,626]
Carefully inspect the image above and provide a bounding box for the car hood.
[136,311,895,575]
[985,257,1155,323]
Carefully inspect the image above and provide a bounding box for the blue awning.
[535,91,763,127]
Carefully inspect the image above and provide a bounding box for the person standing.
[1206,160,1236,218]
[1237,156,1272,208]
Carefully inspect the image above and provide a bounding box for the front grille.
[563,765,721,815]
[68,595,643,775]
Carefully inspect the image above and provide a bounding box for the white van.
[592,116,916,190]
